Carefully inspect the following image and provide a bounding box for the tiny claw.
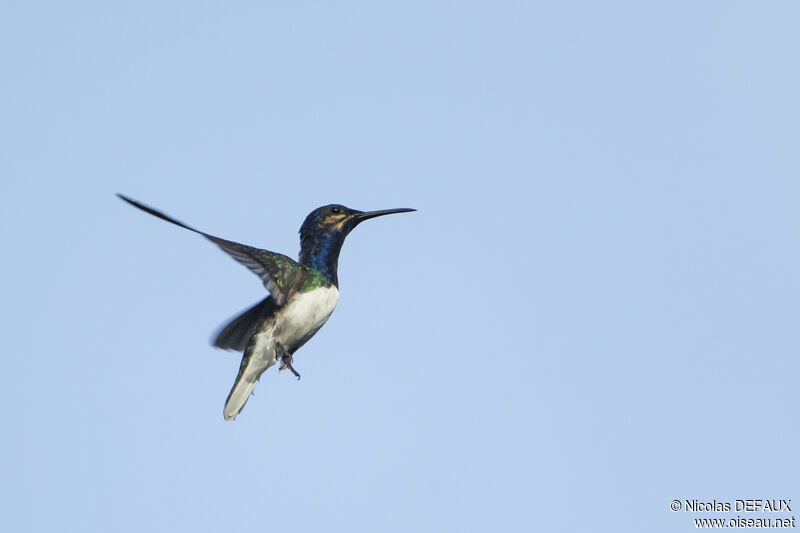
[276,342,301,380]
[284,359,301,380]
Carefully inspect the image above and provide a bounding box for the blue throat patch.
[300,230,344,285]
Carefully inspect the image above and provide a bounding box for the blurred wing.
[212,296,275,351]
[118,194,297,304]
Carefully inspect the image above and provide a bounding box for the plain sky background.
[1,2,798,532]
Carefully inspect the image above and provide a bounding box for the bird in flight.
[118,194,415,420]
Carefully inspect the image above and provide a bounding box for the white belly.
[223,284,340,420]
[277,285,340,349]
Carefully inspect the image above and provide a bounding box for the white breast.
[277,285,340,348]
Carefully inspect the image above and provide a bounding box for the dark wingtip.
[117,193,161,217]
[117,193,144,209]
[116,193,200,234]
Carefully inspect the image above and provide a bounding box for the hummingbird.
[118,194,415,421]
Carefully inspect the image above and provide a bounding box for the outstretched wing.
[118,194,297,305]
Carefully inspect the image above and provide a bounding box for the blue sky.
[1,2,798,531]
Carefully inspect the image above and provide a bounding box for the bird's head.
[298,204,416,276]
[300,204,416,241]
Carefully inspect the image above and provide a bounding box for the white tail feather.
[224,379,259,421]
[223,332,278,421]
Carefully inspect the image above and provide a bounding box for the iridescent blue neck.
[299,230,344,286]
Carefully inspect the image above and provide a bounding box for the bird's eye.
[331,207,341,214]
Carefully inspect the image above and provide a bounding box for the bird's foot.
[276,343,301,380]
[284,359,301,380]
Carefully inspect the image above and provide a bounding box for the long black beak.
[354,208,416,224]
